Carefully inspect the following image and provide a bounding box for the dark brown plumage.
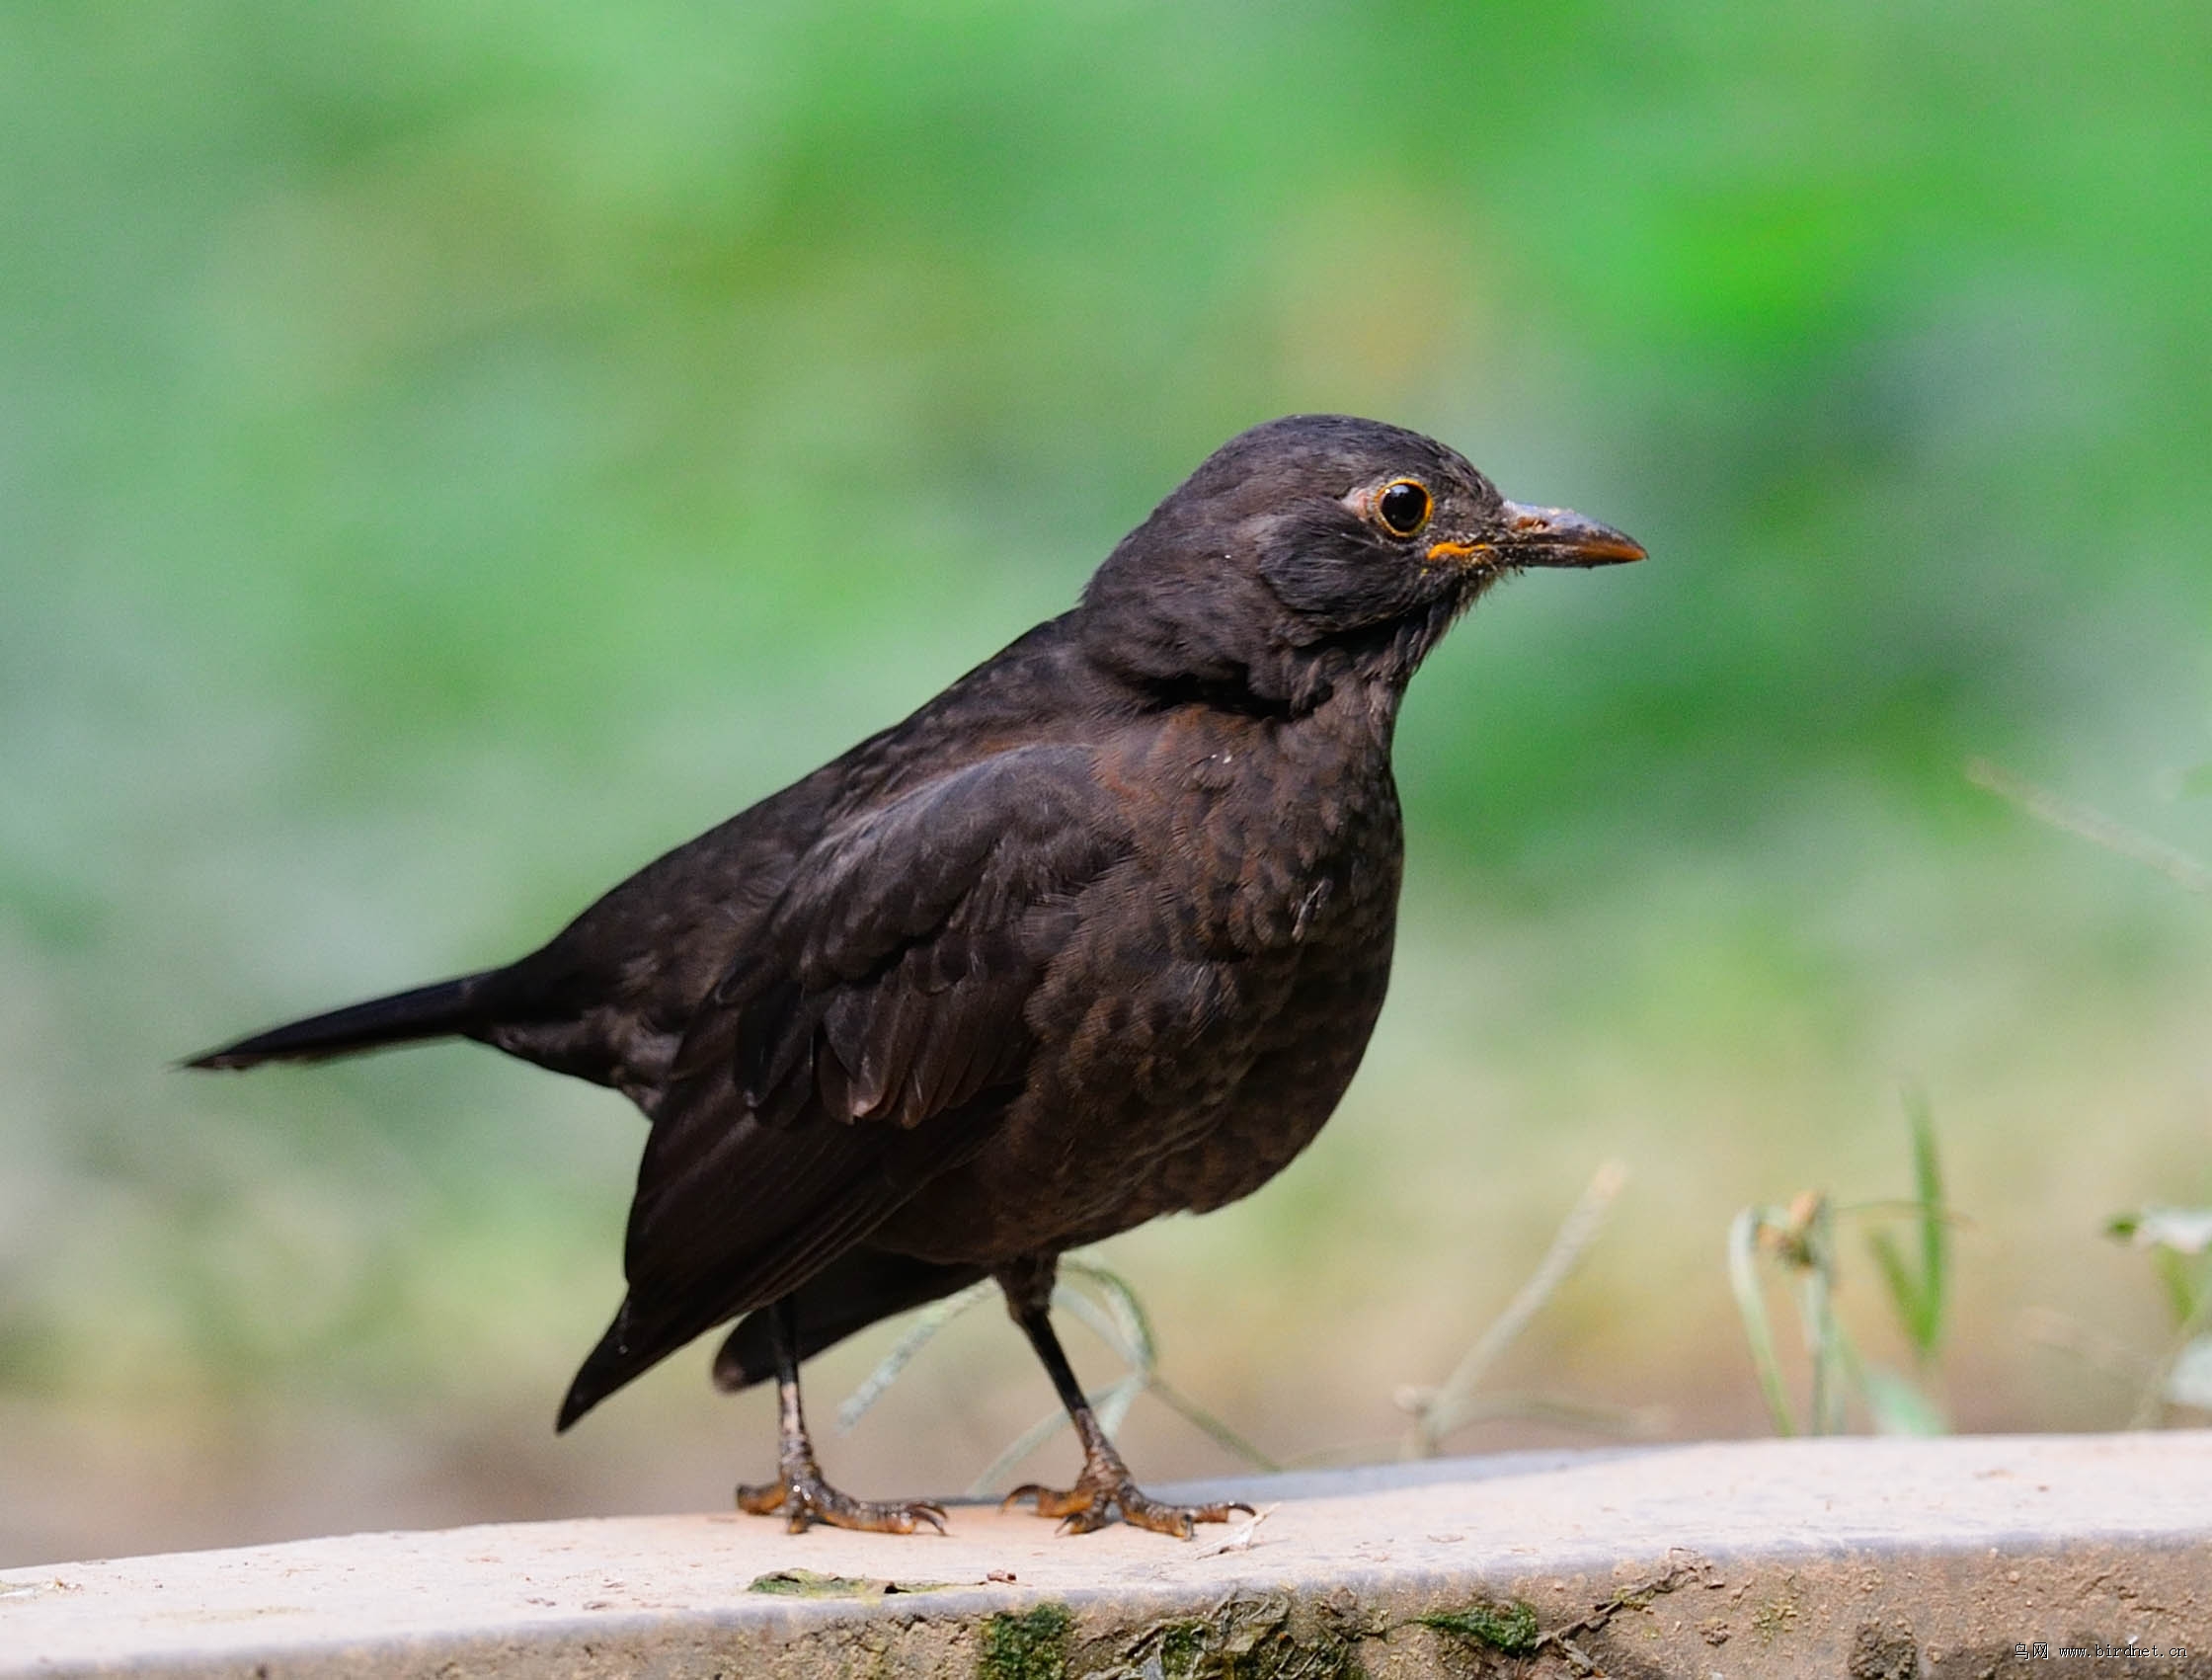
[190,414,1643,1536]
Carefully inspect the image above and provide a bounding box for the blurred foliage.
[4,0,2212,1561]
[2103,1205,2212,1424]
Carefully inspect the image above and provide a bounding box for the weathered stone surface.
[4,1433,2207,1677]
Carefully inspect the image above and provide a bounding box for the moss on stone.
[1108,1596,1364,1680]
[1417,1599,1542,1655]
[747,1568,952,1599]
[979,1603,1074,1680]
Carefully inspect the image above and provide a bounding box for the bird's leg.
[734,1296,946,1535]
[996,1257,1254,1539]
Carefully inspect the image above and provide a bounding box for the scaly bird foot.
[1002,1473,1252,1539]
[737,1468,947,1536]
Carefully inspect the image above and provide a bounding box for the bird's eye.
[1375,479,1433,537]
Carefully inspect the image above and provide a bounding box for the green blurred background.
[4,1,2209,1566]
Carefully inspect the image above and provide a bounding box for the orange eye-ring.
[1375,479,1432,537]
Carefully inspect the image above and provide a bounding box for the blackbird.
[191,414,1643,1538]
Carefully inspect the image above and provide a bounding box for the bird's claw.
[1002,1477,1252,1540]
[738,1469,946,1536]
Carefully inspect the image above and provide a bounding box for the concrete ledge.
[4,1433,2208,1677]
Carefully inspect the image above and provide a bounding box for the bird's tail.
[183,972,497,1071]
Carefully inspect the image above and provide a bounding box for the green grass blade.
[2131,1272,2212,1429]
[1857,1364,1947,1435]
[2154,1250,2199,1328]
[1866,1228,1927,1354]
[1145,1374,1283,1472]
[1728,1207,1795,1436]
[1799,1266,1843,1435]
[1905,1089,1948,1359]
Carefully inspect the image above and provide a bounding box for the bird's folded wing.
[714,742,1136,1126]
[567,745,1133,1414]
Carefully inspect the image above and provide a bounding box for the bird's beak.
[1493,501,1647,569]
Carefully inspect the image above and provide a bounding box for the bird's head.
[1080,414,1643,714]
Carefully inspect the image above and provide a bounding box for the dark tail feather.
[183,972,497,1071]
[555,1252,988,1433]
[559,1303,644,1432]
[711,1251,990,1395]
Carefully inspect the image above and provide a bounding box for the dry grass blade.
[2020,1305,2160,1388]
[1054,1262,1279,1471]
[1404,1160,1627,1455]
[1406,1390,1668,1437]
[1194,1503,1276,1556]
[1049,1280,1145,1369]
[835,1280,996,1432]
[1968,758,2212,895]
[966,1376,1141,1497]
[831,1257,1277,1490]
[1060,1260,1155,1368]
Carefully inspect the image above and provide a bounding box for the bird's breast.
[1137,703,1405,959]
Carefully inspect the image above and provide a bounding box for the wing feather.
[559,744,1133,1424]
